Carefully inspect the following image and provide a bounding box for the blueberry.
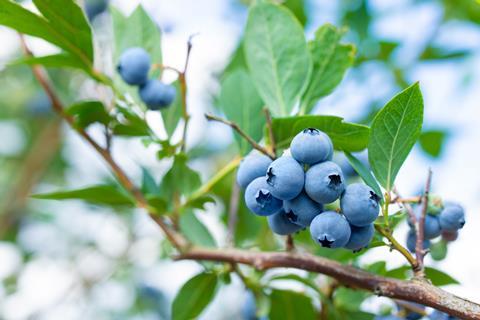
[406,230,431,252]
[117,47,151,85]
[309,211,351,248]
[340,183,380,227]
[344,224,374,251]
[139,79,176,110]
[245,177,282,216]
[242,291,258,320]
[429,310,458,320]
[84,0,109,21]
[400,302,425,320]
[305,161,345,204]
[408,209,442,239]
[237,153,272,189]
[266,156,304,200]
[374,316,402,320]
[284,192,323,227]
[268,210,304,235]
[441,230,458,242]
[290,128,333,164]
[439,203,465,231]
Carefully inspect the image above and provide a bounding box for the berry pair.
[117,47,176,110]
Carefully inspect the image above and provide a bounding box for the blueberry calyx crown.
[266,167,276,186]
[303,128,320,135]
[285,210,298,223]
[328,174,342,186]
[369,191,381,203]
[318,236,334,248]
[256,189,272,208]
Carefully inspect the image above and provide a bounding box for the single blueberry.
[242,291,258,320]
[84,0,109,21]
[245,177,282,216]
[374,316,402,320]
[139,79,176,110]
[266,156,304,200]
[406,230,431,253]
[344,224,374,251]
[439,203,465,231]
[309,211,351,248]
[429,310,458,320]
[408,209,442,239]
[237,153,272,189]
[117,47,151,85]
[283,192,323,227]
[441,229,458,242]
[305,161,345,204]
[268,210,304,235]
[290,128,333,164]
[340,183,380,227]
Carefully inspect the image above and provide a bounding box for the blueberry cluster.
[405,201,465,252]
[237,128,381,251]
[117,47,176,110]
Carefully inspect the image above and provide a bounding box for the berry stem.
[375,225,417,268]
[179,35,196,153]
[204,114,276,159]
[286,234,295,252]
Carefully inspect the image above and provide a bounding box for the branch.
[176,247,480,319]
[21,36,189,251]
[416,169,433,275]
[179,35,196,152]
[204,113,276,159]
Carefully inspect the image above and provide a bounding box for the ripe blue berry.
[439,203,465,231]
[305,161,345,204]
[309,211,351,248]
[406,230,431,252]
[245,177,282,216]
[237,153,272,189]
[284,192,323,227]
[268,210,304,235]
[84,0,108,21]
[374,316,402,320]
[340,183,380,227]
[429,310,458,320]
[266,156,304,200]
[117,47,151,85]
[139,79,176,110]
[344,224,374,251]
[290,128,333,164]
[408,209,442,239]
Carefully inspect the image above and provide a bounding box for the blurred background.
[0,0,480,319]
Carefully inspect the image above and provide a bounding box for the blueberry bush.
[0,0,478,319]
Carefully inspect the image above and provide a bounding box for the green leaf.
[172,272,218,320]
[419,129,448,158]
[179,210,216,247]
[244,2,311,116]
[0,0,93,68]
[300,24,355,114]
[368,83,424,191]
[268,274,321,294]
[112,106,150,137]
[269,290,315,320]
[425,267,459,286]
[334,287,369,312]
[32,185,134,207]
[271,115,369,152]
[111,6,162,105]
[33,0,93,63]
[219,69,264,154]
[283,0,307,26]
[161,81,183,137]
[160,154,201,205]
[385,265,410,280]
[430,240,448,261]
[141,167,159,195]
[66,101,111,128]
[344,152,382,199]
[9,53,86,70]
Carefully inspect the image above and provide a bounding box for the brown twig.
[415,169,433,276]
[179,35,196,153]
[176,247,480,319]
[263,108,276,156]
[20,35,188,251]
[204,114,276,159]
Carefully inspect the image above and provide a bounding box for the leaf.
[141,167,160,195]
[271,115,369,152]
[160,154,201,205]
[334,287,369,312]
[33,0,93,63]
[269,290,315,320]
[300,24,355,114]
[244,2,311,116]
[171,272,218,320]
[0,0,93,68]
[425,267,459,286]
[179,210,216,247]
[368,83,424,191]
[112,105,150,137]
[161,81,183,137]
[283,0,307,26]
[219,69,264,154]
[9,53,86,70]
[32,185,134,207]
[344,152,382,199]
[385,265,410,280]
[66,101,111,128]
[419,129,448,158]
[268,274,321,294]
